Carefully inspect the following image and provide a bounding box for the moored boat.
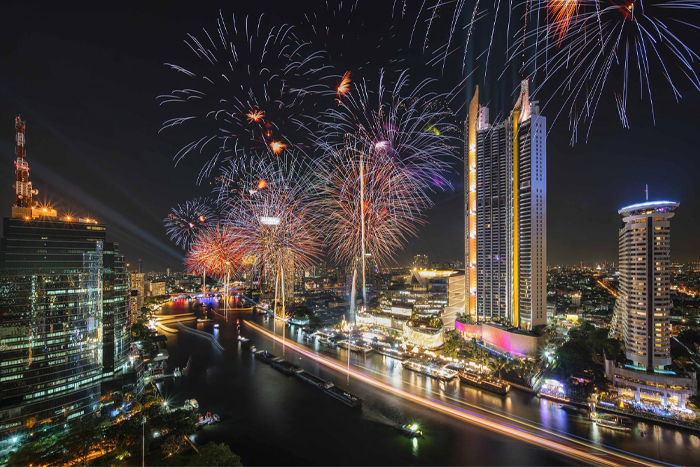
[458,370,510,395]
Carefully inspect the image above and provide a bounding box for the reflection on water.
[156,301,697,466]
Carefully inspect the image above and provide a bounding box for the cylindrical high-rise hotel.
[611,200,679,370]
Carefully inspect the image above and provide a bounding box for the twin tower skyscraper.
[464,80,547,331]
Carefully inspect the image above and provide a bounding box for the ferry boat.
[271,359,303,375]
[458,370,510,395]
[323,384,362,408]
[591,413,632,431]
[399,423,424,438]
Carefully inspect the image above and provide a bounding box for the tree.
[161,435,186,458]
[188,442,242,466]
[555,339,594,376]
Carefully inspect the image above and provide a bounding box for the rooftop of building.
[618,200,680,217]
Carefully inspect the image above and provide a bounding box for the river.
[156,301,699,466]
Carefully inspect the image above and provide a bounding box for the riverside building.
[607,200,696,410]
[0,116,134,453]
[464,79,547,331]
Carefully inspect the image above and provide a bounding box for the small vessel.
[458,370,510,395]
[214,324,220,329]
[184,399,199,409]
[323,384,362,408]
[338,340,373,355]
[238,336,250,343]
[559,403,589,415]
[399,423,424,438]
[403,359,458,381]
[197,318,213,323]
[591,413,632,431]
[173,367,182,378]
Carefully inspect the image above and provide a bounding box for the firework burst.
[158,10,330,180]
[311,69,458,201]
[164,197,219,249]
[523,0,700,141]
[185,223,241,279]
[218,155,323,293]
[313,143,426,270]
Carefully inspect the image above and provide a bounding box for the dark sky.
[1,1,698,271]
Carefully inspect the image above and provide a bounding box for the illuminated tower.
[12,116,38,219]
[468,80,547,330]
[610,201,678,370]
[464,88,479,322]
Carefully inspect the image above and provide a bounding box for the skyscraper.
[610,200,679,370]
[465,80,547,330]
[0,116,133,448]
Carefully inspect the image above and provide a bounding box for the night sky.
[1,1,699,271]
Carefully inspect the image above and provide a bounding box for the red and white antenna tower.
[12,116,38,218]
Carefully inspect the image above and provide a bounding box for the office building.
[0,116,133,448]
[464,80,547,331]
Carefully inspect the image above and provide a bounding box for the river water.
[156,301,699,466]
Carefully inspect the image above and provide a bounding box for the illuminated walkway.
[245,320,669,467]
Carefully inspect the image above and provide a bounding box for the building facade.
[0,217,106,443]
[610,200,678,370]
[465,80,547,330]
[0,116,133,450]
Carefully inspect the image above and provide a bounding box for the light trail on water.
[245,320,671,467]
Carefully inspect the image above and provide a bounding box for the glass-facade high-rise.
[0,218,107,440]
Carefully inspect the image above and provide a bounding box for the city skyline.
[1,1,699,271]
[2,2,700,466]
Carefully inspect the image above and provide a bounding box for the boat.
[403,359,459,381]
[317,337,337,349]
[324,384,362,408]
[399,423,424,438]
[196,318,213,323]
[559,403,589,415]
[458,370,510,395]
[197,412,221,426]
[591,413,632,431]
[295,370,329,388]
[338,341,373,355]
[254,349,278,364]
[214,324,219,329]
[173,367,182,378]
[238,336,250,342]
[271,359,303,375]
[184,399,199,409]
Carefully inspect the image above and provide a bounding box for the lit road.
[245,320,670,467]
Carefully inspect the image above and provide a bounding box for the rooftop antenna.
[645,184,649,201]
